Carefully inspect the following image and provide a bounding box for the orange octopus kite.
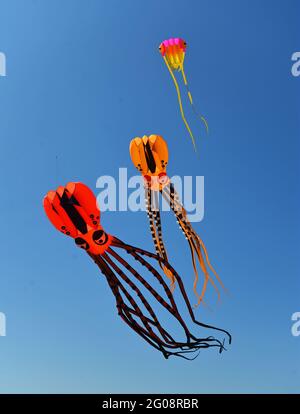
[130,134,226,307]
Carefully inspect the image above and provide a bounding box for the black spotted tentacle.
[163,184,211,305]
[145,187,176,289]
[145,187,163,258]
[161,183,225,306]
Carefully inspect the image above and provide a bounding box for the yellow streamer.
[163,56,197,152]
[180,64,209,134]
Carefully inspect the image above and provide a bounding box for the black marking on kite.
[144,141,156,174]
[59,190,88,234]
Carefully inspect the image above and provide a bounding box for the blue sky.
[0,0,299,393]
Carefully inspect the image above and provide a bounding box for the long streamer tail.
[162,184,225,306]
[180,63,209,134]
[110,236,231,345]
[163,56,197,152]
[145,187,176,290]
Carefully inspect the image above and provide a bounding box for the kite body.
[129,134,169,191]
[159,38,186,71]
[43,182,231,359]
[44,182,112,255]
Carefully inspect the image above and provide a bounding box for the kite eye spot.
[66,231,70,236]
[90,214,94,219]
[143,175,152,187]
[92,229,108,246]
[75,237,90,251]
[158,172,168,185]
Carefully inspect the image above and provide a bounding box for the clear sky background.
[0,0,299,393]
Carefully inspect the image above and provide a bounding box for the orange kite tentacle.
[162,183,224,305]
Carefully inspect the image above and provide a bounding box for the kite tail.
[145,188,176,291]
[198,237,227,293]
[180,64,209,134]
[163,56,197,152]
[175,209,219,307]
[162,184,224,306]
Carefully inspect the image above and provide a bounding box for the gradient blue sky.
[0,0,299,393]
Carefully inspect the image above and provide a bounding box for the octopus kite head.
[43,182,112,255]
[74,227,110,255]
[159,38,186,70]
[129,135,170,191]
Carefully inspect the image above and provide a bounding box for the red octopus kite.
[43,182,231,359]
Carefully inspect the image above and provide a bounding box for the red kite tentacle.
[90,253,172,357]
[102,251,180,346]
[92,253,219,357]
[110,238,231,346]
[111,237,181,314]
[106,248,175,314]
[105,247,209,346]
[100,254,167,347]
